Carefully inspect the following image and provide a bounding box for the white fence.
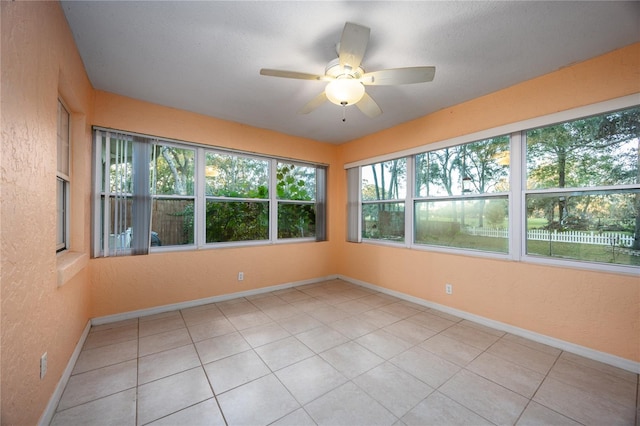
[466,227,635,247]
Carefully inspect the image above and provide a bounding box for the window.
[94,128,327,256]
[57,100,70,252]
[524,106,639,267]
[361,158,406,242]
[414,136,510,253]
[347,99,639,272]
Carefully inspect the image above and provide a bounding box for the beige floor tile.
[296,324,350,353]
[204,349,270,394]
[138,344,200,384]
[226,310,272,330]
[181,306,225,328]
[320,341,384,379]
[426,309,463,322]
[50,389,137,426]
[308,305,353,323]
[147,398,225,426]
[83,323,138,350]
[270,407,316,426]
[360,309,403,328]
[274,289,312,303]
[288,298,328,313]
[139,314,186,337]
[335,299,374,314]
[254,336,315,371]
[216,298,257,316]
[559,351,638,384]
[304,381,398,426]
[139,310,181,323]
[390,346,460,388]
[249,294,288,309]
[139,328,192,357]
[261,304,301,321]
[137,367,213,425]
[382,319,437,345]
[459,319,506,337]
[353,362,433,418]
[533,377,635,425]
[502,333,562,357]
[356,329,413,359]
[278,313,324,334]
[72,339,138,374]
[330,316,378,339]
[488,338,559,374]
[439,323,501,350]
[58,360,137,411]
[401,391,493,426]
[420,334,483,367]
[195,332,251,364]
[359,293,397,308]
[276,355,347,404]
[440,369,529,425]
[217,374,300,425]
[405,311,456,332]
[516,401,582,426]
[548,357,637,408]
[240,322,291,347]
[378,302,422,319]
[468,352,545,398]
[187,317,235,342]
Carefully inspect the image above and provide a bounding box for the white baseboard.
[92,274,339,326]
[38,320,92,426]
[338,275,640,374]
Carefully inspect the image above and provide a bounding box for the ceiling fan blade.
[338,22,370,70]
[356,92,382,118]
[360,66,436,85]
[299,91,328,114]
[260,69,328,81]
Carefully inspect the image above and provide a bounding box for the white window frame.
[57,99,70,252]
[93,128,327,257]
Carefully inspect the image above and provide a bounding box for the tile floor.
[51,279,639,426]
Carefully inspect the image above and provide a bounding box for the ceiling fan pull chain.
[342,101,347,122]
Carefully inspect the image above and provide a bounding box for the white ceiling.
[61,1,640,144]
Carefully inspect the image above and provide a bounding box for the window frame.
[346,94,639,275]
[93,128,327,257]
[56,99,71,252]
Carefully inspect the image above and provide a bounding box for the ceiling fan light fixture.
[325,78,365,106]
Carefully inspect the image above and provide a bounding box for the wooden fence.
[466,227,635,247]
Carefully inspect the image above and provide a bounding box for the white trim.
[338,275,640,374]
[344,93,640,169]
[38,321,92,426]
[91,275,338,325]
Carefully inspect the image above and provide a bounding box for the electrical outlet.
[40,352,47,379]
[445,284,453,295]
[237,272,244,281]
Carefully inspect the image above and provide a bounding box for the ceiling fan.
[260,22,436,119]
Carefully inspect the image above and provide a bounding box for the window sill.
[57,251,89,287]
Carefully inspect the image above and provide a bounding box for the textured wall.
[336,43,640,362]
[1,2,94,424]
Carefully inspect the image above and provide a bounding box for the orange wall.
[90,92,340,318]
[1,2,94,424]
[336,43,640,362]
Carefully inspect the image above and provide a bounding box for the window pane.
[205,200,269,243]
[362,159,406,201]
[56,177,66,250]
[362,202,405,241]
[526,107,639,190]
[416,136,509,197]
[277,162,315,201]
[107,138,134,194]
[105,195,133,250]
[278,203,316,238]
[526,190,640,266]
[414,197,509,253]
[57,100,70,176]
[206,152,269,198]
[154,145,195,196]
[152,198,194,246]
